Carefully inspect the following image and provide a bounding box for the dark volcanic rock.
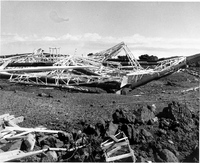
[136,156,147,163]
[157,101,193,125]
[83,124,98,136]
[147,104,156,113]
[134,106,155,124]
[95,118,106,137]
[184,145,199,162]
[40,145,58,162]
[37,93,53,98]
[152,144,179,162]
[159,149,179,162]
[112,108,136,124]
[165,81,178,86]
[157,128,167,135]
[39,135,57,147]
[120,124,138,144]
[57,132,73,144]
[140,128,153,142]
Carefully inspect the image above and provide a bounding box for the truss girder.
[90,42,142,70]
[155,56,186,71]
[9,73,122,88]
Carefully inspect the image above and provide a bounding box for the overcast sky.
[1,1,200,58]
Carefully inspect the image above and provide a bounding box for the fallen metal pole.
[5,126,64,134]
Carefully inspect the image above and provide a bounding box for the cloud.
[59,34,81,41]
[121,34,200,50]
[49,11,69,23]
[1,33,200,58]
[41,36,57,41]
[13,34,26,41]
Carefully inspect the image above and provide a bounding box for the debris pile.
[0,42,196,94]
[0,114,92,162]
[0,113,135,162]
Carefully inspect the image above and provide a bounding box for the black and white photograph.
[0,1,199,162]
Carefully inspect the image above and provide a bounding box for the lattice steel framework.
[125,56,187,84]
[9,72,122,89]
[89,42,143,70]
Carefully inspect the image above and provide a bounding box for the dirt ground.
[0,68,199,162]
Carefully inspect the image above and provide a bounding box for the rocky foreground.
[0,69,199,162]
[0,100,199,162]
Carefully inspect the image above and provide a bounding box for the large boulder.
[134,106,155,124]
[157,101,194,128]
[140,128,154,143]
[40,145,58,162]
[159,149,179,162]
[57,132,73,144]
[95,118,106,137]
[83,124,98,136]
[112,108,136,124]
[120,124,138,144]
[39,135,57,147]
[151,143,179,162]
